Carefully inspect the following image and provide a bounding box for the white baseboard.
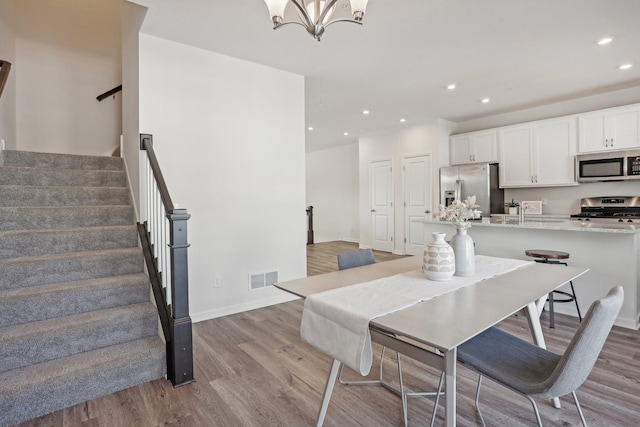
[191,292,300,323]
[341,237,359,244]
[393,249,406,256]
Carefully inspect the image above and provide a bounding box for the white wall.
[0,0,16,150]
[13,0,122,156]
[122,1,147,220]
[138,34,306,322]
[359,122,448,254]
[306,143,359,243]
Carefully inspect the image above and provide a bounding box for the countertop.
[421,216,639,234]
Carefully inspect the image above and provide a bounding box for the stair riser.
[0,338,165,427]
[0,305,159,373]
[0,275,150,328]
[0,185,130,207]
[0,167,127,187]
[0,226,138,259]
[0,206,134,231]
[0,250,143,290]
[1,150,124,171]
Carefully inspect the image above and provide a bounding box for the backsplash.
[504,181,637,215]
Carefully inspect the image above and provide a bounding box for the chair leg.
[474,374,487,427]
[569,281,583,321]
[398,353,445,427]
[429,372,444,427]
[398,353,409,427]
[572,391,588,426]
[338,347,390,387]
[525,395,544,427]
[548,291,555,328]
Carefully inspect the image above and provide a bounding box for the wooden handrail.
[0,60,11,99]
[140,134,174,212]
[96,84,122,101]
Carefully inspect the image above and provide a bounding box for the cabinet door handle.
[611,138,614,147]
[605,138,609,147]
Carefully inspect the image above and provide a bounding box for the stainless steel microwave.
[576,149,640,182]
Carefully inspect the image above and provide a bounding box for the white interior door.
[404,155,432,256]
[370,160,394,252]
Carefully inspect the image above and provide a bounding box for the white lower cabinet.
[499,117,576,188]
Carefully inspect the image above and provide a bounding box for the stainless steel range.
[571,196,640,224]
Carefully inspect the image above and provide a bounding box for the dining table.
[275,255,589,427]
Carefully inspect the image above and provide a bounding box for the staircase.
[0,150,166,426]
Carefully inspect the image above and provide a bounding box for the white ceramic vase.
[449,227,475,276]
[422,232,455,281]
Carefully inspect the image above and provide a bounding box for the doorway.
[370,160,394,252]
[403,155,432,256]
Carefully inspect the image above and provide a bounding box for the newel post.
[167,208,194,386]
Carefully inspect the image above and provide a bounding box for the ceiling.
[132,0,640,152]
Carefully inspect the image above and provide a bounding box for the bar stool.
[524,249,583,328]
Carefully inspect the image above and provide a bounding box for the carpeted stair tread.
[0,302,158,373]
[0,149,167,425]
[0,205,134,231]
[0,185,130,207]
[0,273,150,328]
[0,248,143,290]
[1,150,124,171]
[0,337,166,426]
[0,165,127,187]
[0,225,138,259]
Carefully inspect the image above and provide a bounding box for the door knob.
[371,209,376,212]
[425,210,431,214]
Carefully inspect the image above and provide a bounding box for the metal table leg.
[316,358,341,427]
[444,348,457,427]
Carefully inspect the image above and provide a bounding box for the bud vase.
[449,227,475,276]
[422,232,455,281]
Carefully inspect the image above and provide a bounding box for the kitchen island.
[421,218,640,329]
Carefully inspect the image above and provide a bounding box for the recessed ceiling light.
[400,118,406,123]
[619,63,633,70]
[597,37,613,45]
[307,126,313,131]
[447,83,456,90]
[481,98,491,104]
[362,110,370,115]
[343,132,349,136]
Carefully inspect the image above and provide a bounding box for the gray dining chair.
[337,248,376,270]
[336,248,442,426]
[456,286,623,426]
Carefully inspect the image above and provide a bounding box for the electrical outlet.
[213,275,221,288]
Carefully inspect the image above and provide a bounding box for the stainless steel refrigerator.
[440,163,504,217]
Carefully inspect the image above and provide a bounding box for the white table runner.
[300,255,532,375]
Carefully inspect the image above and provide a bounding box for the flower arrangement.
[437,195,481,230]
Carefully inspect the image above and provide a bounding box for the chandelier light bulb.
[263,0,369,41]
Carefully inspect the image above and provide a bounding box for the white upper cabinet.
[578,104,640,153]
[450,130,498,165]
[499,117,577,188]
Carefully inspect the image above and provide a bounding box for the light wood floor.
[17,241,640,426]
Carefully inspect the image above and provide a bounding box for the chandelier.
[263,0,370,41]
